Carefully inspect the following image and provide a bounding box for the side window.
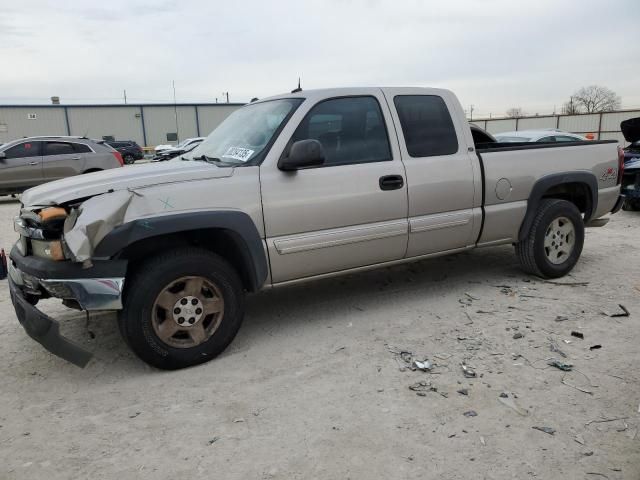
[291,96,392,166]
[73,143,92,153]
[393,95,458,157]
[537,136,556,143]
[3,141,41,159]
[44,142,75,156]
[555,136,579,142]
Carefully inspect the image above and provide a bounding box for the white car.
[495,129,587,143]
[154,137,205,153]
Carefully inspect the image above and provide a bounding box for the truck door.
[382,88,482,257]
[0,141,43,191]
[260,92,409,284]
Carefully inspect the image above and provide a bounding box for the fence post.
[597,112,603,140]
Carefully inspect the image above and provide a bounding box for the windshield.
[187,98,303,165]
[495,135,531,142]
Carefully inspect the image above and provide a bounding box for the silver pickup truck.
[7,87,626,369]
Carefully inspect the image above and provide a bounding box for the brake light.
[112,151,124,167]
[617,146,624,185]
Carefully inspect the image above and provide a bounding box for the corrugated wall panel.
[67,107,144,145]
[600,110,640,132]
[599,132,625,144]
[197,105,239,136]
[485,119,517,134]
[517,116,557,130]
[0,107,67,143]
[142,106,199,146]
[559,114,599,133]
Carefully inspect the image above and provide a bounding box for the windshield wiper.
[190,154,222,164]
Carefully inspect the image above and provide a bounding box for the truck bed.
[475,139,620,246]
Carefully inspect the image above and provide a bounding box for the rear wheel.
[622,199,640,211]
[123,154,135,165]
[515,199,584,278]
[118,248,244,369]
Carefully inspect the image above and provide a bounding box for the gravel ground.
[1,195,639,480]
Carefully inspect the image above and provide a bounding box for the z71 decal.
[600,167,617,181]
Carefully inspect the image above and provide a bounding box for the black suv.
[106,140,144,164]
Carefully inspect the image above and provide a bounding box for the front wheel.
[515,199,585,278]
[119,248,245,369]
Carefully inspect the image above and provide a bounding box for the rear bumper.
[8,276,92,367]
[611,194,626,214]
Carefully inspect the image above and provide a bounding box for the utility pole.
[123,89,127,104]
[172,80,179,142]
[469,105,474,121]
[222,92,229,103]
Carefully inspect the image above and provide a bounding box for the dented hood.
[21,160,234,207]
[621,117,640,143]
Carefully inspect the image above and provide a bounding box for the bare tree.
[562,97,581,114]
[506,107,524,118]
[571,85,621,113]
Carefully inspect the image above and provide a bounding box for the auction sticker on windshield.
[222,147,254,162]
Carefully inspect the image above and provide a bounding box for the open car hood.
[621,117,640,143]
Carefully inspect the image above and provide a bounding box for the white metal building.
[0,103,243,147]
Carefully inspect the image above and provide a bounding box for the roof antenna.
[291,77,302,93]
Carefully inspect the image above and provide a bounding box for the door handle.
[71,156,81,160]
[29,161,39,166]
[379,175,404,191]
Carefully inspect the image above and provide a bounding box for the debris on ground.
[548,359,574,371]
[463,410,478,417]
[457,388,469,396]
[589,345,602,351]
[208,436,221,445]
[574,434,585,445]
[233,418,245,423]
[513,332,524,339]
[412,360,432,372]
[461,364,477,378]
[128,412,141,419]
[408,381,435,396]
[498,392,529,416]
[555,315,569,322]
[606,304,630,318]
[549,340,567,358]
[532,426,555,435]
[571,331,584,340]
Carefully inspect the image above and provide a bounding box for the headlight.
[31,240,65,261]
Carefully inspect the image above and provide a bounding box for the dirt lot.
[1,195,638,480]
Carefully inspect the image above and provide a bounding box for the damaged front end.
[9,197,129,367]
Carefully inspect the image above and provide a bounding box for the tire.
[118,248,245,370]
[123,154,135,165]
[515,199,585,279]
[622,199,640,211]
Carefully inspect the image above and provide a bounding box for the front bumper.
[7,246,128,366]
[8,276,92,367]
[9,245,126,310]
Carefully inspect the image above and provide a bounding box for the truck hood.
[21,160,234,207]
[621,117,640,143]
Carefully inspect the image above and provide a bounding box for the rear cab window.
[393,95,458,157]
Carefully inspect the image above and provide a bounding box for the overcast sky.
[2,0,639,117]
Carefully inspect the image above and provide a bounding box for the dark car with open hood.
[621,117,640,211]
